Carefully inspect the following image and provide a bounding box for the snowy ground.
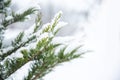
[5,0,120,80]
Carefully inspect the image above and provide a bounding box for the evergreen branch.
[29,46,83,80]
[0,0,11,14]
[1,15,58,78]
[24,43,60,80]
[0,0,4,13]
[33,13,42,33]
[2,8,37,27]
[51,11,62,32]
[25,44,82,80]
[3,50,42,79]
[3,37,55,79]
[12,32,24,47]
[4,0,11,7]
[27,53,56,80]
[13,8,37,22]
[1,35,36,60]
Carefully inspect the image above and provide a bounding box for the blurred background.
[8,0,120,80]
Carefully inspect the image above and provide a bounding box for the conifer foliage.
[0,0,84,80]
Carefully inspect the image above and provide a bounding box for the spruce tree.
[0,0,85,80]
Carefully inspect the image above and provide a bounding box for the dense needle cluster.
[0,0,84,80]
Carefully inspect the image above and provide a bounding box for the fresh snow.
[2,0,120,80]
